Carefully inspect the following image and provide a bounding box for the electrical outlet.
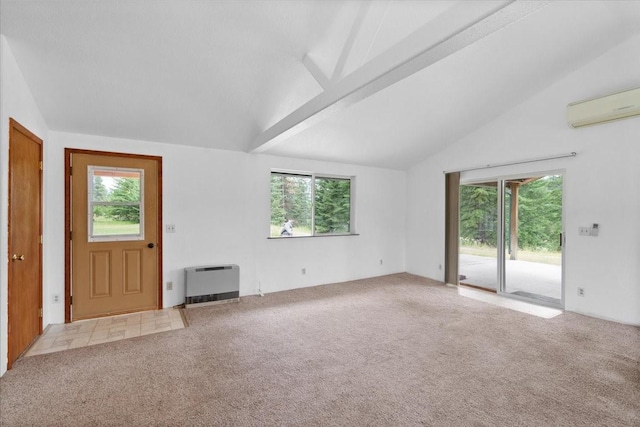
[301,268,306,275]
[438,264,442,270]
[166,281,173,291]
[166,224,176,233]
[52,294,60,303]
[577,287,585,297]
[379,259,383,265]
[578,227,590,236]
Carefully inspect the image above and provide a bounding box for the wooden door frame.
[64,149,163,323]
[8,118,43,369]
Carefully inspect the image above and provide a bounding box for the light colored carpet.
[1,273,638,426]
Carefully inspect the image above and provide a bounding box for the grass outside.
[270,224,312,238]
[460,245,561,265]
[93,217,140,235]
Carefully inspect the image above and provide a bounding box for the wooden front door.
[69,151,162,320]
[8,119,43,369]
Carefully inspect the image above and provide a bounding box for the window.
[270,171,354,238]
[88,166,145,241]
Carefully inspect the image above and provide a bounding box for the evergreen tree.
[314,178,350,233]
[109,178,140,222]
[93,176,108,201]
[92,176,110,217]
[286,177,311,228]
[270,174,312,228]
[270,175,286,226]
[286,177,312,227]
[460,176,563,252]
[517,175,562,251]
[459,185,498,246]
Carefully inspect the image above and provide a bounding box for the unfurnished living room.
[0,1,639,426]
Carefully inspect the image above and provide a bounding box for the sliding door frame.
[459,169,565,309]
[497,179,506,297]
[444,172,460,285]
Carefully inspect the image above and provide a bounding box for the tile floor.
[25,308,186,357]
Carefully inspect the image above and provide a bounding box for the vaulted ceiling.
[2,1,640,169]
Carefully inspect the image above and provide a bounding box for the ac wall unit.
[567,87,640,128]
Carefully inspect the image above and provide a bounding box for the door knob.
[11,254,25,261]
[147,243,155,249]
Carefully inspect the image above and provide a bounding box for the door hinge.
[39,161,43,170]
[69,166,72,175]
[39,308,43,317]
[70,295,72,305]
[40,235,43,244]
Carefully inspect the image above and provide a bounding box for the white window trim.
[270,170,357,238]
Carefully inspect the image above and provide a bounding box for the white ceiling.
[2,0,640,169]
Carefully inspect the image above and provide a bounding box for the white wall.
[39,131,405,325]
[250,155,406,294]
[0,35,51,376]
[0,36,406,375]
[3,28,636,378]
[45,133,253,318]
[406,34,640,325]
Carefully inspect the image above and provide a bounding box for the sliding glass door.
[503,175,563,305]
[458,174,563,308]
[458,182,499,291]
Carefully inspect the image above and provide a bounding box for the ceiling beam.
[330,0,376,82]
[250,0,549,154]
[303,54,330,90]
[335,0,391,81]
[303,1,380,91]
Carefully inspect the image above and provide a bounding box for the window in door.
[88,166,144,241]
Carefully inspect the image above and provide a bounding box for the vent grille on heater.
[184,264,239,307]
[185,291,239,305]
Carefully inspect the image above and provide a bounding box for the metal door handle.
[147,243,155,249]
[11,254,25,261]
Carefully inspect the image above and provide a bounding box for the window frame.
[269,170,357,239]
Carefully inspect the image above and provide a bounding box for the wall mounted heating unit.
[567,87,640,128]
[184,264,239,307]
